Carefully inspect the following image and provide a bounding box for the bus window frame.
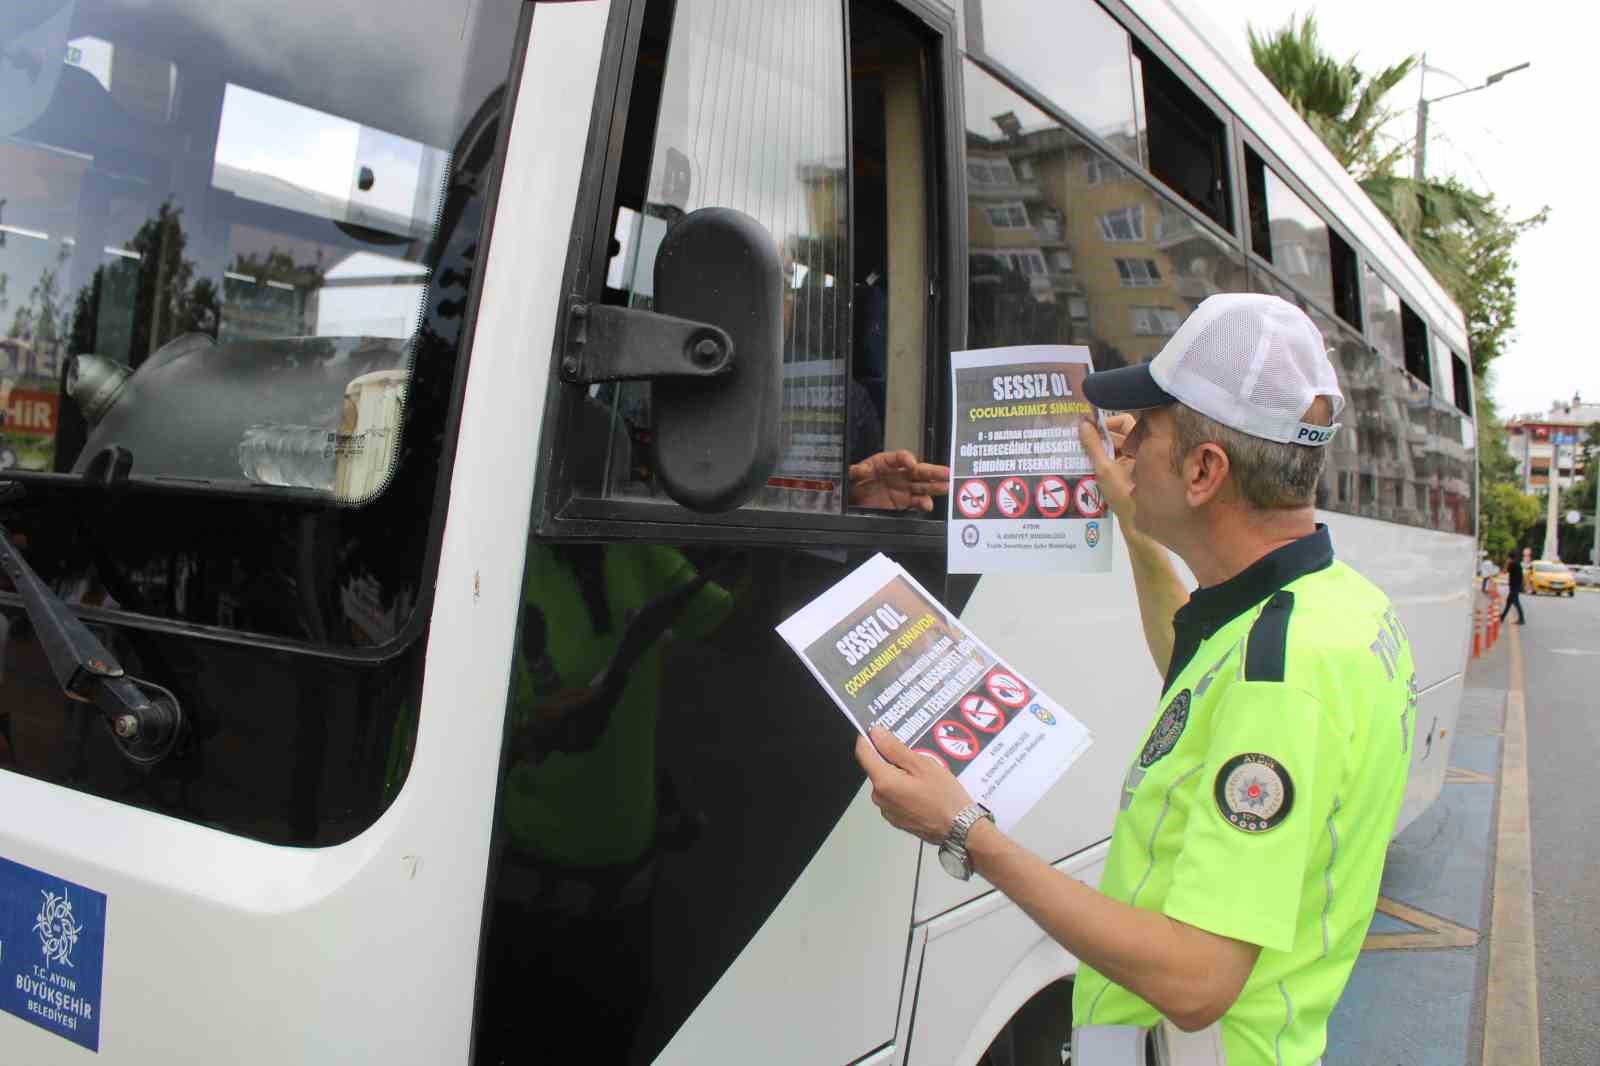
[531,0,965,550]
[1233,125,1364,335]
[0,6,534,667]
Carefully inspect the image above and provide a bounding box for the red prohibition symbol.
[1074,475,1106,518]
[984,669,1031,709]
[1035,475,1070,518]
[932,719,981,761]
[960,693,1007,733]
[996,477,1030,518]
[956,479,991,518]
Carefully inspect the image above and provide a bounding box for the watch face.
[938,845,970,880]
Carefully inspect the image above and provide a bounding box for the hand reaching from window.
[848,450,949,512]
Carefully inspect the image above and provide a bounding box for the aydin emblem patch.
[34,888,85,967]
[1138,689,1190,767]
[1215,753,1294,832]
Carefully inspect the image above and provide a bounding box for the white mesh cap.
[1148,294,1344,446]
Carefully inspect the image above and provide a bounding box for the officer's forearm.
[966,820,1257,1031]
[1123,523,1188,677]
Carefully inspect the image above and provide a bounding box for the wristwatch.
[938,803,994,881]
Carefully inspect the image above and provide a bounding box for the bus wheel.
[979,979,1075,1066]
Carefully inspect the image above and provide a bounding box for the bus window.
[850,0,934,470]
[1131,38,1232,233]
[963,60,1246,370]
[582,0,942,518]
[0,0,521,842]
[1400,301,1430,387]
[1362,264,1404,364]
[1244,148,1337,315]
[965,0,1146,167]
[1429,332,1457,410]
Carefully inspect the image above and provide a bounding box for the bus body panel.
[651,787,919,1065]
[916,541,1162,923]
[909,848,1109,1066]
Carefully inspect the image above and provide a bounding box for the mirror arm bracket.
[559,300,735,385]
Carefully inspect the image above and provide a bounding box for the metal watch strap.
[942,803,993,876]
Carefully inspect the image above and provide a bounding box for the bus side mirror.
[562,207,783,513]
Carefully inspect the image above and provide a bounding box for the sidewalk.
[1325,623,1512,1065]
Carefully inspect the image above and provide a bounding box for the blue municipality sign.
[0,855,107,1051]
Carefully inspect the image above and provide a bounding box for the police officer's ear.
[1183,440,1232,508]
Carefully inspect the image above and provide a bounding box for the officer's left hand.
[855,726,975,845]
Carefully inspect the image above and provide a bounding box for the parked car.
[1528,560,1577,596]
[1570,563,1600,588]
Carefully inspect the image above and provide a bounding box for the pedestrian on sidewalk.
[1501,551,1527,624]
[854,294,1415,1065]
[1478,552,1499,593]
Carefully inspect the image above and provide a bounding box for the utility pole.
[1592,434,1600,565]
[1414,98,1429,181]
[1543,436,1563,561]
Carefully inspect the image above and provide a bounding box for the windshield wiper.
[0,490,183,766]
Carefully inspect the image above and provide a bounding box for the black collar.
[1163,526,1334,690]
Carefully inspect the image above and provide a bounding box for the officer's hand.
[855,726,974,845]
[1078,414,1136,528]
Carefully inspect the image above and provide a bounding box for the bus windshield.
[0,0,495,498]
[0,0,516,649]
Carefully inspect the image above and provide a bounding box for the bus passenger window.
[962,61,1246,372]
[582,0,941,518]
[847,0,936,489]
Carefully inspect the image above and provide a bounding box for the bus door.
[475,1,961,1063]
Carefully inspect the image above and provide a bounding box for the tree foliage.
[1454,197,1550,377]
[1247,15,1415,178]
[1480,481,1542,561]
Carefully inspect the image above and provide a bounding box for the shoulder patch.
[1244,590,1295,683]
[1138,689,1190,767]
[1214,753,1294,832]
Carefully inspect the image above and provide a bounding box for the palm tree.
[1247,14,1489,302]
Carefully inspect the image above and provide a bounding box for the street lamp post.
[1414,61,1530,181]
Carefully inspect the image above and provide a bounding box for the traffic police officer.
[857,294,1416,1064]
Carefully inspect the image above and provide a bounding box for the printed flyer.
[776,554,1091,830]
[948,345,1113,574]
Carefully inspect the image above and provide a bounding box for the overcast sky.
[1204,0,1596,421]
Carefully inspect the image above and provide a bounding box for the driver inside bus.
[854,294,1416,1065]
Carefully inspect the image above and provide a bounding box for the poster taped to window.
[948,345,1114,573]
[776,553,1092,830]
